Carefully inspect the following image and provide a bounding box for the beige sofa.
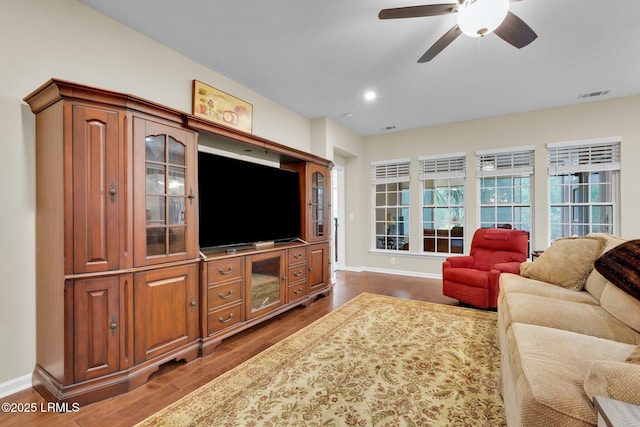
[497,233,640,427]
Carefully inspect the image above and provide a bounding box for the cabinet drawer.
[207,303,242,335]
[207,280,242,308]
[287,282,307,303]
[288,265,308,284]
[287,248,307,265]
[208,258,242,283]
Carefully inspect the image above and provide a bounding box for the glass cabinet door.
[145,135,187,256]
[308,164,330,241]
[311,171,324,238]
[134,117,197,266]
[246,251,285,319]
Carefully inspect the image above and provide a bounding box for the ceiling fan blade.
[379,4,457,20]
[494,11,537,49]
[418,25,462,63]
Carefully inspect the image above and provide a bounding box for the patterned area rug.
[137,293,505,426]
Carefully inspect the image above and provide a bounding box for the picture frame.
[192,80,253,133]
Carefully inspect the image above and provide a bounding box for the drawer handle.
[293,270,303,277]
[218,313,234,323]
[218,289,234,299]
[218,266,233,275]
[293,287,304,295]
[293,252,303,259]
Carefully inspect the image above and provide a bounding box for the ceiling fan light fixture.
[457,0,509,38]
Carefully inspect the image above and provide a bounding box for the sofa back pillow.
[521,236,606,291]
[600,282,640,333]
[584,233,626,301]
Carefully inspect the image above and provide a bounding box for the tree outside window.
[423,178,465,253]
[420,154,466,254]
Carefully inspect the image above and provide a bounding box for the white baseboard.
[341,265,441,280]
[340,265,364,273]
[0,373,32,399]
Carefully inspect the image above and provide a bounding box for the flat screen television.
[198,150,301,249]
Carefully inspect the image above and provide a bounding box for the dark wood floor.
[0,271,457,427]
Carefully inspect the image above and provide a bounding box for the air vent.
[578,90,610,99]
[382,125,397,131]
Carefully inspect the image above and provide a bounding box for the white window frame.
[419,153,466,255]
[547,138,621,241]
[476,146,534,233]
[371,158,411,252]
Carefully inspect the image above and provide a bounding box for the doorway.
[331,165,345,272]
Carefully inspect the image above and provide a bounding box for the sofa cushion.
[599,282,640,333]
[497,274,600,352]
[499,273,600,306]
[594,239,640,300]
[504,323,636,427]
[584,233,626,300]
[502,293,640,344]
[522,236,606,291]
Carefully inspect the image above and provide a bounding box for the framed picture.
[192,80,253,133]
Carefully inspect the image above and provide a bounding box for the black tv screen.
[198,150,301,248]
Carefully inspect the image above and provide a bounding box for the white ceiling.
[77,0,640,136]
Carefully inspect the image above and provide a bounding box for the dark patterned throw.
[595,239,640,300]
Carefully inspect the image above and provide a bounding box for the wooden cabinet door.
[308,243,330,293]
[72,105,125,273]
[307,164,330,242]
[133,117,198,267]
[134,264,199,364]
[73,276,123,382]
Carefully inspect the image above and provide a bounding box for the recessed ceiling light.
[364,91,376,101]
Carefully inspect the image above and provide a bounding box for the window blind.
[547,140,621,174]
[476,149,534,177]
[419,154,466,180]
[371,158,411,184]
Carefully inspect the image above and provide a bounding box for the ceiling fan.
[379,0,537,62]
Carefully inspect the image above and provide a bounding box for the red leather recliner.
[442,228,529,309]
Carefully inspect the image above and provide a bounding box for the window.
[477,147,534,232]
[547,139,620,240]
[420,154,466,254]
[372,159,410,251]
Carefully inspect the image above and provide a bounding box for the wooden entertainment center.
[24,79,332,405]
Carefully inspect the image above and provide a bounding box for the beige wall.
[355,95,640,275]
